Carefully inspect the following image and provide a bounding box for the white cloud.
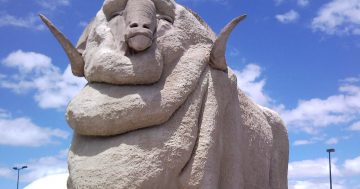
[341,76,360,83]
[312,0,360,35]
[0,167,12,179]
[24,173,68,189]
[0,0,71,26]
[0,108,10,118]
[274,0,309,7]
[325,137,339,145]
[37,0,70,10]
[0,110,68,147]
[0,50,87,109]
[78,21,88,28]
[2,50,53,73]
[297,0,309,7]
[233,65,360,134]
[276,10,300,24]
[22,154,67,182]
[289,155,360,188]
[293,139,315,146]
[274,0,284,6]
[229,47,239,57]
[293,135,344,146]
[349,121,360,131]
[0,150,68,183]
[178,0,228,5]
[233,64,270,106]
[280,80,360,134]
[0,13,44,30]
[289,180,346,189]
[344,156,360,175]
[288,158,341,179]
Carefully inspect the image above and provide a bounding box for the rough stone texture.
[62,0,289,188]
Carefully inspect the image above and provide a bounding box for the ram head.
[40,0,245,81]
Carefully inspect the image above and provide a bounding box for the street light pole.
[326,149,335,189]
[13,166,27,189]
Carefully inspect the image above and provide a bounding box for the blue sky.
[0,0,360,188]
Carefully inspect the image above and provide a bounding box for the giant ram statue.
[41,0,289,188]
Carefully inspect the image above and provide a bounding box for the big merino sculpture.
[41,0,289,188]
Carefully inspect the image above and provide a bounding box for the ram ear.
[39,14,85,77]
[209,15,246,71]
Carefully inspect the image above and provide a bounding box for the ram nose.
[126,20,154,52]
[125,0,157,52]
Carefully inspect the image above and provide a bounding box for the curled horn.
[210,15,247,71]
[39,14,85,77]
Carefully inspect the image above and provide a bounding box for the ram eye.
[157,14,174,24]
[110,10,124,20]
